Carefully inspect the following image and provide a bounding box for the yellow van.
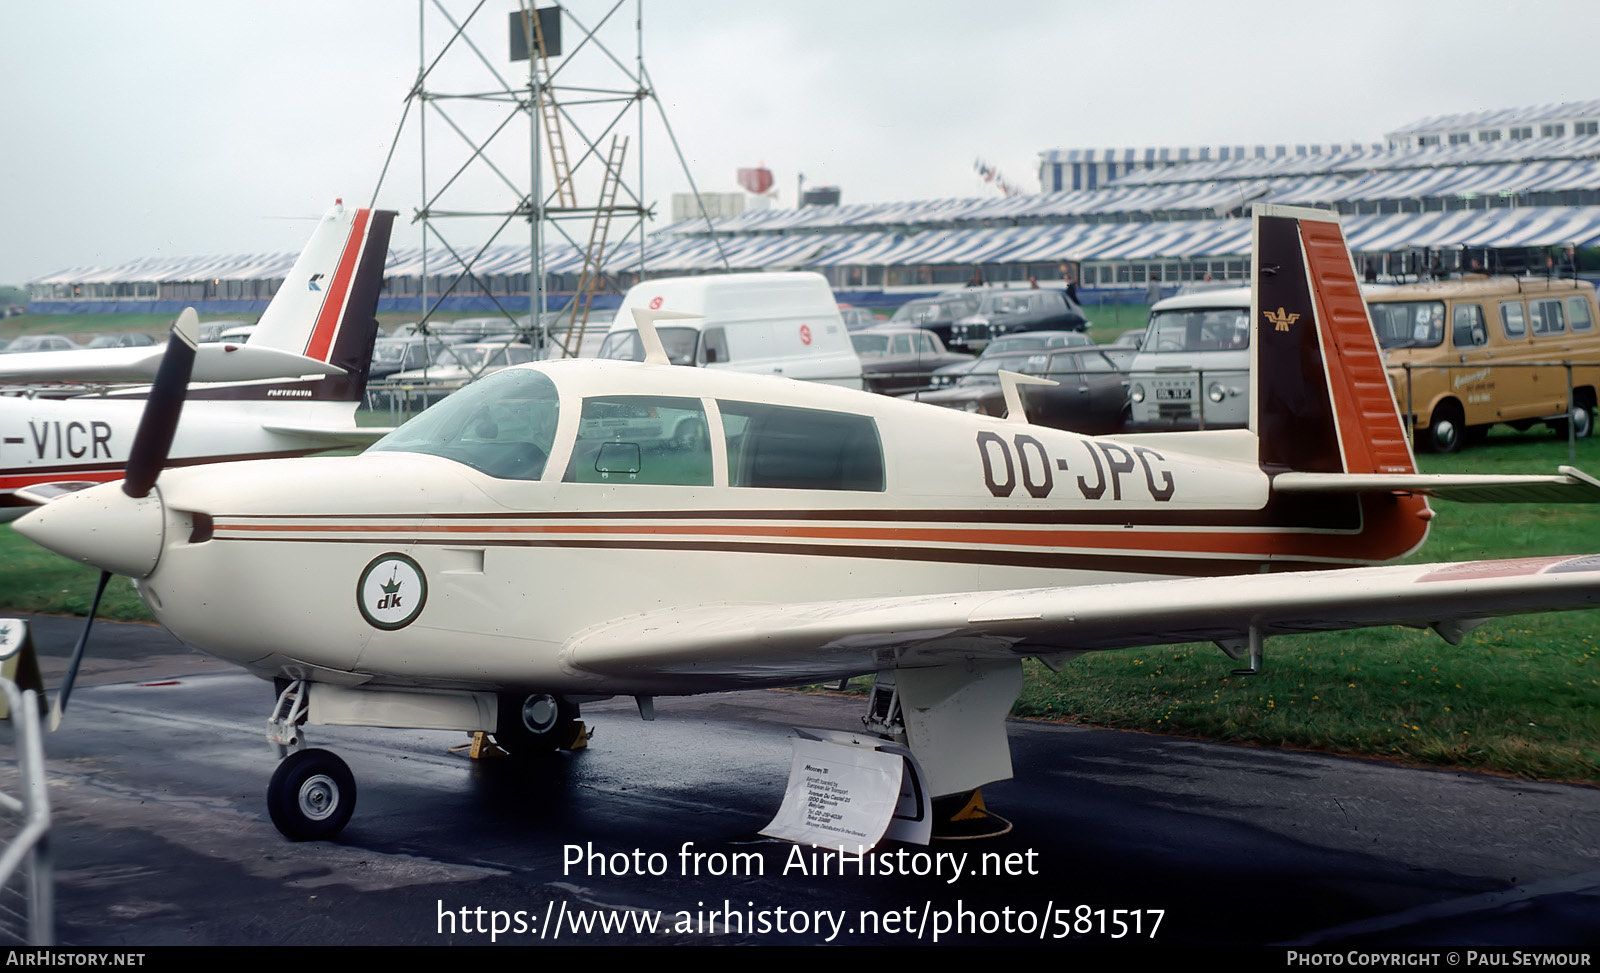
[1366,277,1600,452]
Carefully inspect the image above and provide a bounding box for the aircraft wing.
[560,554,1600,691]
[0,345,345,385]
[1272,467,1600,503]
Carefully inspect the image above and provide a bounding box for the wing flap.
[561,554,1600,691]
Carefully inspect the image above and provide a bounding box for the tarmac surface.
[3,613,1598,951]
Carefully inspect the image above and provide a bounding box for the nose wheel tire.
[268,748,356,841]
[495,693,580,753]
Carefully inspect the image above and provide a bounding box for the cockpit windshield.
[370,368,559,480]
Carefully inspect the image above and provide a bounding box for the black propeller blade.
[123,308,200,499]
[52,309,198,730]
[51,570,110,731]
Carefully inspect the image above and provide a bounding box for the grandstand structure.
[27,102,1600,314]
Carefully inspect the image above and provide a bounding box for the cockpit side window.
[370,368,559,480]
[563,396,713,485]
[718,400,884,491]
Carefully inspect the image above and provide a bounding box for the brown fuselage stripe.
[212,519,1407,560]
[198,534,1342,575]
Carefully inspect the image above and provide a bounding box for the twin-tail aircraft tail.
[1253,204,1600,505]
[179,201,395,403]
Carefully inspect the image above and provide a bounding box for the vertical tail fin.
[1251,204,1416,476]
[227,201,396,402]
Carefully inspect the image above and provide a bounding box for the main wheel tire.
[495,693,580,753]
[1425,402,1465,453]
[268,748,356,841]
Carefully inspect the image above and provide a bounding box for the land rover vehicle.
[1125,287,1251,431]
[1369,276,1600,451]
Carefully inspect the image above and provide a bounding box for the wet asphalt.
[3,613,1597,951]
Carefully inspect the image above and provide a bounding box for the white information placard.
[761,735,904,847]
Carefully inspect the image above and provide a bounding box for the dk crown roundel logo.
[357,553,428,630]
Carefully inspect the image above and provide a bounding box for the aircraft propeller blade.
[50,569,111,731]
[122,309,200,498]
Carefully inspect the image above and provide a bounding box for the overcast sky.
[3,0,1597,283]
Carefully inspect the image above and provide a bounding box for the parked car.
[948,288,1090,351]
[885,293,982,346]
[85,332,159,349]
[197,319,253,343]
[849,327,973,394]
[908,346,1134,434]
[369,336,448,382]
[1105,328,1146,351]
[390,342,536,389]
[1,335,76,353]
[927,330,1093,388]
[837,305,883,330]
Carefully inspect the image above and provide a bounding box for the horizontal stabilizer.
[0,343,345,384]
[1273,466,1600,503]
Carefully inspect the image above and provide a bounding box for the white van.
[599,272,862,388]
[1125,286,1252,431]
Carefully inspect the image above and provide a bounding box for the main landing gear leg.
[864,662,1022,840]
[264,678,357,841]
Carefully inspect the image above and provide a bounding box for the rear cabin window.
[563,396,712,486]
[718,400,884,491]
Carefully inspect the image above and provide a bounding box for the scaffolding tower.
[373,1,681,363]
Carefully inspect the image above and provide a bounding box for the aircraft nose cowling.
[13,482,166,578]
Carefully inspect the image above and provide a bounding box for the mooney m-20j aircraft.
[0,201,395,520]
[15,204,1600,842]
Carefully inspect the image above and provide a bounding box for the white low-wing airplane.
[14,204,1600,842]
[0,201,395,520]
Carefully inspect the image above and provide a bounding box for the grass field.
[1,423,1595,783]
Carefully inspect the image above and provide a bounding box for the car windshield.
[1143,307,1251,352]
[598,327,700,366]
[371,368,560,480]
[1367,300,1446,349]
